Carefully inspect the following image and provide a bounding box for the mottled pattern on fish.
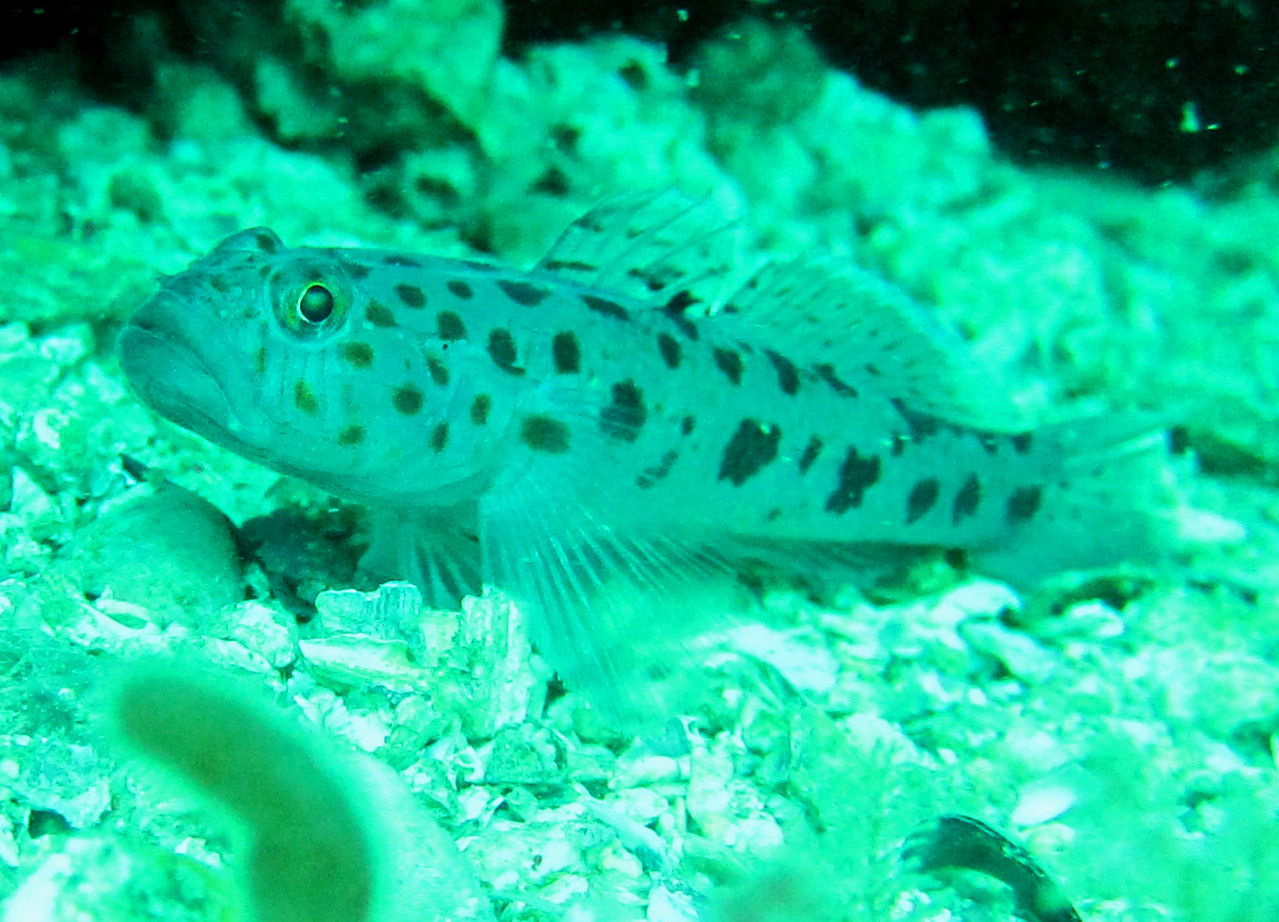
[119,193,1173,720]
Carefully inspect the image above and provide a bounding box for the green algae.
[108,661,494,922]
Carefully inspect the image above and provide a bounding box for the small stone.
[297,634,423,693]
[484,725,560,785]
[613,752,684,788]
[961,620,1058,684]
[1012,781,1078,827]
[315,581,423,638]
[647,886,698,922]
[205,600,298,669]
[60,484,242,628]
[10,468,65,542]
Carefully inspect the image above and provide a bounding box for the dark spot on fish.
[429,422,449,453]
[798,436,823,473]
[521,414,571,453]
[815,363,858,398]
[338,424,365,446]
[953,473,981,525]
[365,302,397,328]
[392,385,424,415]
[487,328,524,375]
[662,290,700,339]
[210,274,232,293]
[979,434,999,456]
[470,394,491,425]
[630,259,689,292]
[636,449,679,489]
[864,363,882,376]
[656,333,681,369]
[437,310,466,341]
[713,347,744,385]
[383,254,422,268]
[253,229,280,252]
[718,419,781,486]
[294,379,319,415]
[394,283,427,309]
[599,379,646,442]
[582,294,630,321]
[891,433,907,456]
[765,350,800,396]
[542,258,596,273]
[906,477,941,524]
[825,447,881,514]
[766,508,783,522]
[339,341,374,369]
[1006,485,1043,523]
[666,289,699,310]
[553,331,580,374]
[1011,432,1034,454]
[681,415,695,435]
[255,347,267,374]
[893,399,941,442]
[628,267,660,290]
[447,279,473,300]
[535,167,570,196]
[344,261,372,280]
[499,279,551,306]
[427,357,449,385]
[573,213,607,233]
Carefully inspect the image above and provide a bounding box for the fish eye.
[270,258,351,341]
[298,284,335,323]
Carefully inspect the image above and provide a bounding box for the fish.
[118,192,1177,721]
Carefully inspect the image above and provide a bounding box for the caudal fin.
[972,414,1190,586]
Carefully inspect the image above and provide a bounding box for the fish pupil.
[298,284,335,323]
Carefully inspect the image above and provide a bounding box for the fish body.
[119,194,1173,718]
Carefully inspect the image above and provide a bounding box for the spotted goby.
[118,192,1178,721]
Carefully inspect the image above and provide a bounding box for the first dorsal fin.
[533,190,745,310]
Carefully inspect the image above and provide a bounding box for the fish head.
[119,228,498,506]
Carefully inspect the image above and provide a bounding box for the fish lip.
[118,297,241,440]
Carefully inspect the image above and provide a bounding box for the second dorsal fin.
[716,257,1030,431]
[538,191,1025,430]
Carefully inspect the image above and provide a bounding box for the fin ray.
[973,414,1184,583]
[719,257,1029,431]
[535,190,744,310]
[479,467,739,727]
[362,507,482,609]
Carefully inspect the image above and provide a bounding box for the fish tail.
[973,414,1188,585]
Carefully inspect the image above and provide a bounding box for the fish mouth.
[118,297,241,442]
